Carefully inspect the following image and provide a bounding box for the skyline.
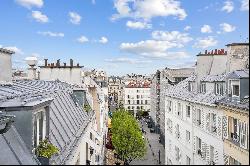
[0,0,249,76]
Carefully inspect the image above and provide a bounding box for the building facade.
[164,43,249,165]
[108,76,124,107]
[124,80,151,117]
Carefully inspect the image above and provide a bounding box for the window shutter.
[205,145,210,163]
[206,113,210,131]
[214,148,219,164]
[222,116,228,139]
[224,153,229,165]
[217,116,222,137]
[201,111,205,129]
[193,109,196,124]
[201,142,206,160]
[193,136,196,153]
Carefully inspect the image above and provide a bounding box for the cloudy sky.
[0,0,249,76]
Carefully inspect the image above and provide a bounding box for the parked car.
[150,128,155,133]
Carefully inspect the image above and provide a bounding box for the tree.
[111,108,146,163]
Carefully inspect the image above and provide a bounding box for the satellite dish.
[25,56,38,67]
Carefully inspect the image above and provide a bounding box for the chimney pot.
[211,50,214,54]
[44,59,48,67]
[64,63,66,67]
[77,63,79,67]
[48,63,51,67]
[56,59,60,67]
[205,50,207,54]
[215,49,217,55]
[70,59,73,67]
[225,51,227,55]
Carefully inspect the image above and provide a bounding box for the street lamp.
[158,150,161,164]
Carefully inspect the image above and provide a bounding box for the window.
[137,95,140,99]
[232,85,239,96]
[186,106,191,117]
[240,122,247,149]
[210,113,217,133]
[176,124,180,138]
[168,101,172,113]
[210,146,215,164]
[196,137,202,156]
[186,156,191,165]
[128,106,130,110]
[188,82,194,92]
[33,110,46,148]
[177,103,181,116]
[175,146,180,161]
[197,109,202,126]
[127,95,130,99]
[137,100,140,104]
[128,100,131,104]
[200,83,206,93]
[229,156,241,165]
[90,132,93,140]
[215,83,223,95]
[145,100,148,105]
[186,130,190,143]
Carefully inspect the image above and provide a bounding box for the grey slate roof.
[201,73,228,82]
[216,97,249,111]
[0,126,39,165]
[227,70,249,79]
[0,80,93,164]
[165,75,225,106]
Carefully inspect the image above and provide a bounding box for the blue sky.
[0,0,249,76]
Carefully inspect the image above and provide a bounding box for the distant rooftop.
[0,48,15,54]
[226,43,249,46]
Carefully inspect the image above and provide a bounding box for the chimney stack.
[205,50,207,54]
[70,59,73,67]
[44,59,48,67]
[56,59,60,67]
[0,48,14,84]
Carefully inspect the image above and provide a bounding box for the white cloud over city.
[16,0,43,9]
[69,12,82,25]
[193,36,218,48]
[31,11,48,23]
[37,31,64,37]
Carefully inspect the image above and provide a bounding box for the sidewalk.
[130,120,165,165]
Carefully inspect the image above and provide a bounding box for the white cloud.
[221,1,234,13]
[220,23,236,33]
[3,46,24,55]
[120,30,192,60]
[111,0,187,21]
[37,31,64,37]
[193,36,218,49]
[184,26,191,31]
[105,57,152,64]
[16,0,43,9]
[201,25,212,33]
[152,31,193,45]
[31,11,48,23]
[77,36,89,43]
[241,0,249,11]
[69,12,81,25]
[126,21,152,29]
[99,37,108,44]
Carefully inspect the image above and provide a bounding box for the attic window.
[188,82,194,92]
[200,83,206,93]
[232,85,239,97]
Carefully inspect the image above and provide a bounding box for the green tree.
[111,108,146,164]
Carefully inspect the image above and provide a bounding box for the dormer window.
[200,83,206,93]
[229,80,240,97]
[215,83,224,95]
[188,82,194,92]
[232,85,239,97]
[33,109,47,148]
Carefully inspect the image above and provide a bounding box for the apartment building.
[164,43,249,165]
[108,76,124,107]
[124,80,151,117]
[150,67,194,145]
[217,70,249,165]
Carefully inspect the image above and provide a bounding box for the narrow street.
[130,119,165,165]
